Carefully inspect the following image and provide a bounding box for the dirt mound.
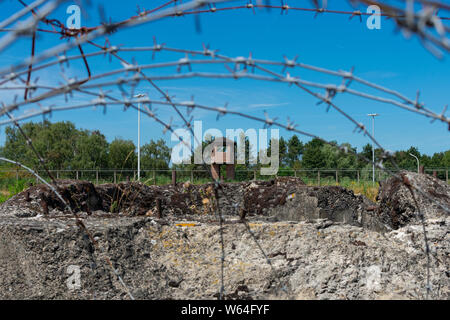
[376,171,450,229]
[96,182,220,217]
[4,173,448,234]
[241,177,306,216]
[0,177,307,219]
[0,176,385,230]
[0,180,103,217]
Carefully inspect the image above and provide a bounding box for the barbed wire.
[1,106,137,299]
[1,43,448,127]
[0,0,449,81]
[0,0,449,60]
[1,60,448,297]
[0,0,447,299]
[0,155,137,299]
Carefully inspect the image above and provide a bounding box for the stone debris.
[376,171,450,230]
[0,215,447,300]
[0,172,448,299]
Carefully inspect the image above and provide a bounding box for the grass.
[0,167,33,203]
[0,179,29,204]
[0,192,9,204]
[306,178,379,202]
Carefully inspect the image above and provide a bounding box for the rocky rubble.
[0,173,448,299]
[0,215,447,300]
[376,171,450,230]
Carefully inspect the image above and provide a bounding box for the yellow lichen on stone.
[176,223,196,227]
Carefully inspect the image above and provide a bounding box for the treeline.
[276,136,450,170]
[0,121,449,172]
[0,121,170,170]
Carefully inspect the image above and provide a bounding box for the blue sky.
[0,0,449,155]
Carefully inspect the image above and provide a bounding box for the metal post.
[368,113,379,185]
[138,101,140,181]
[172,170,177,186]
[294,170,297,177]
[76,171,79,180]
[114,170,117,184]
[409,153,420,173]
[372,117,375,184]
[317,170,320,186]
[156,198,162,218]
[134,94,146,181]
[96,170,99,185]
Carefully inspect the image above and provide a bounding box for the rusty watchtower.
[210,137,235,181]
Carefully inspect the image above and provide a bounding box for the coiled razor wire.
[0,0,449,300]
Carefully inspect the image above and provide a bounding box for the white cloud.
[248,102,290,109]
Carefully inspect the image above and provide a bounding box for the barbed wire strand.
[0,0,447,299]
[1,0,449,80]
[2,110,136,300]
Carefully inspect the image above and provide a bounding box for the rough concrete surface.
[0,174,448,300]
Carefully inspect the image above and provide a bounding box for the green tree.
[267,137,288,167]
[3,121,79,169]
[430,152,444,168]
[358,143,373,169]
[108,138,136,169]
[320,142,357,170]
[72,130,109,169]
[278,137,288,167]
[244,135,256,167]
[141,139,171,170]
[395,147,421,170]
[287,135,304,168]
[442,150,450,167]
[301,138,325,169]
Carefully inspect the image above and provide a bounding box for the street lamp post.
[409,153,420,173]
[367,113,379,185]
[134,93,146,181]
